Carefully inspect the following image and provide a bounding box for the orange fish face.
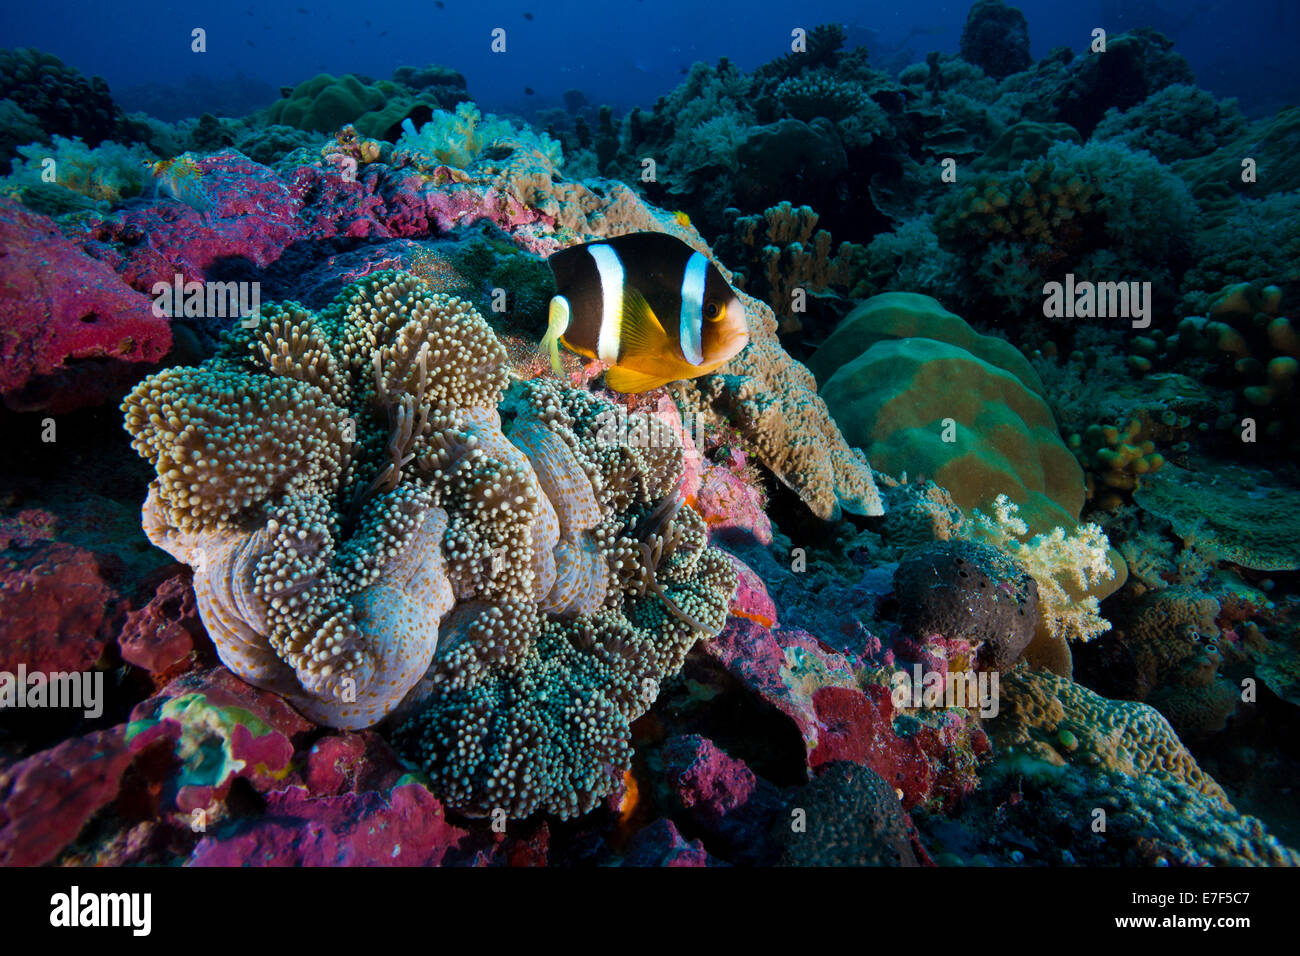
[700,293,748,366]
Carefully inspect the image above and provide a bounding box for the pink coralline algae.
[0,198,170,412]
[724,553,779,628]
[126,666,312,814]
[657,734,782,863]
[89,152,304,290]
[0,541,118,674]
[809,685,936,807]
[84,151,555,299]
[187,783,471,866]
[116,570,206,677]
[693,457,773,547]
[300,731,409,798]
[0,726,134,866]
[704,619,861,763]
[702,619,982,808]
[618,817,715,867]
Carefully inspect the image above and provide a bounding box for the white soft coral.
[969,494,1115,643]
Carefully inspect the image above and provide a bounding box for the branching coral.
[935,140,1196,315]
[125,271,735,818]
[1140,283,1300,443]
[1068,417,1166,510]
[718,201,869,332]
[774,67,892,149]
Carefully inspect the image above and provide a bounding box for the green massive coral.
[123,271,735,819]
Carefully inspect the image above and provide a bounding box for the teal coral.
[124,271,735,816]
[394,377,737,819]
[3,135,153,214]
[394,101,562,171]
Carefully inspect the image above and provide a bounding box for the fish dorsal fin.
[617,285,672,361]
[604,365,677,394]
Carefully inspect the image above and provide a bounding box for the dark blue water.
[2,0,1297,122]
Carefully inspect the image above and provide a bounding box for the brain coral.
[777,762,919,867]
[1117,587,1239,737]
[126,270,738,770]
[994,668,1227,804]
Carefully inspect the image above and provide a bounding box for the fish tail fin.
[542,295,571,374]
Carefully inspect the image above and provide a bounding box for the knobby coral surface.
[123,270,735,818]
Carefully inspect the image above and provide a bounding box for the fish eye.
[703,300,725,322]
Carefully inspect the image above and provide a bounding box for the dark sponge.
[893,539,1038,671]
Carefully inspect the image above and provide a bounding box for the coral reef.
[3,9,1300,871]
[394,101,562,171]
[968,496,1118,673]
[2,135,154,214]
[893,539,1039,672]
[267,71,467,141]
[683,287,884,521]
[123,271,736,817]
[0,48,130,153]
[716,201,869,335]
[1068,417,1166,510]
[1134,463,1300,571]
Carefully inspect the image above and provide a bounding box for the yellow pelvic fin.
[604,365,678,393]
[617,285,673,361]
[542,295,571,374]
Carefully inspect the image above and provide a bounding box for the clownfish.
[542,233,748,393]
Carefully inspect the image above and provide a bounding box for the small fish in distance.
[144,155,215,215]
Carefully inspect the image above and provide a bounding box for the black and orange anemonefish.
[541,233,749,393]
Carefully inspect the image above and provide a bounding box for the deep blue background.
[2,0,1297,121]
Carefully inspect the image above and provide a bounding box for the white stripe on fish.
[588,244,625,363]
[679,251,708,366]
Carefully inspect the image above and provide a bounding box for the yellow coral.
[994,669,1229,804]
